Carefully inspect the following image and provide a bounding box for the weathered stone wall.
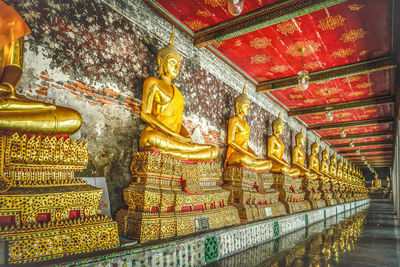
[6,0,331,214]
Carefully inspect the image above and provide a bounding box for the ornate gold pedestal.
[320,179,336,206]
[272,174,311,214]
[116,151,240,243]
[303,177,326,209]
[222,166,286,221]
[0,134,119,264]
[333,182,344,204]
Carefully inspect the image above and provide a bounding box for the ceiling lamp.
[228,0,244,16]
[350,140,355,148]
[326,111,334,121]
[297,48,309,91]
[356,150,361,155]
[340,129,347,138]
[361,156,365,161]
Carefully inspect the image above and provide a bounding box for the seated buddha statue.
[0,1,81,135]
[343,162,348,181]
[337,158,343,180]
[139,28,217,161]
[321,148,331,177]
[224,84,272,172]
[386,177,391,189]
[373,173,381,188]
[308,139,325,179]
[329,152,337,178]
[268,112,300,177]
[292,128,317,179]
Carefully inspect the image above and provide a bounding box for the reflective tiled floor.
[209,201,400,267]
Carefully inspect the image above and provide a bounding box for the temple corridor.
[210,201,400,267]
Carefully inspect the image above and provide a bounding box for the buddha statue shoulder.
[139,27,217,161]
[224,84,272,172]
[0,1,81,135]
[337,158,343,180]
[329,152,337,178]
[267,112,300,177]
[292,128,317,179]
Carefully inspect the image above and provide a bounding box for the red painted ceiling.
[154,0,284,32]
[336,144,393,151]
[316,123,392,137]
[271,70,391,109]
[329,136,392,145]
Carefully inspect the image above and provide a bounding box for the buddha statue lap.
[268,113,309,214]
[116,28,239,242]
[0,2,119,264]
[222,85,285,221]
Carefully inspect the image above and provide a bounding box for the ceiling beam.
[340,148,393,155]
[332,140,393,148]
[308,117,393,131]
[321,131,393,141]
[289,95,394,117]
[257,57,396,92]
[194,0,347,47]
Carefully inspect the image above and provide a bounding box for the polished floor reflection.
[210,201,400,267]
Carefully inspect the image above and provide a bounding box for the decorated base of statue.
[333,191,345,204]
[302,178,326,209]
[115,151,240,243]
[319,180,336,206]
[222,166,286,221]
[272,174,311,214]
[0,134,119,264]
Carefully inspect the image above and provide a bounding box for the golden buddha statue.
[329,152,337,178]
[337,158,343,180]
[343,162,348,180]
[0,1,81,135]
[386,177,391,189]
[292,128,317,179]
[321,147,330,176]
[225,84,272,171]
[373,173,382,188]
[139,28,217,161]
[308,139,325,178]
[268,112,300,177]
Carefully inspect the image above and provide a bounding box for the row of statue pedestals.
[0,7,367,264]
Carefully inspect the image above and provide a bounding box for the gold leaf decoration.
[276,20,301,35]
[250,37,272,49]
[286,41,321,57]
[184,20,209,31]
[348,91,366,97]
[304,99,317,104]
[344,76,361,83]
[271,65,289,73]
[340,29,366,43]
[205,0,227,7]
[251,54,270,64]
[332,48,354,58]
[316,88,341,96]
[356,82,373,89]
[359,50,369,56]
[317,15,346,31]
[234,40,242,47]
[289,94,304,100]
[197,10,212,17]
[348,4,364,11]
[304,61,321,70]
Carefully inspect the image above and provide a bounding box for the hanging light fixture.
[356,150,361,155]
[361,156,365,161]
[228,0,244,16]
[326,111,334,121]
[297,48,309,91]
[350,140,355,148]
[340,129,347,138]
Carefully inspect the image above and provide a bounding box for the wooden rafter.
[308,117,393,131]
[289,95,394,116]
[257,57,396,92]
[321,131,393,141]
[340,148,393,155]
[194,0,347,47]
[332,140,393,148]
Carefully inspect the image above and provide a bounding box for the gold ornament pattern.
[356,82,373,89]
[344,75,361,83]
[316,88,341,97]
[304,61,321,70]
[250,37,272,49]
[197,10,212,17]
[348,4,364,11]
[271,65,289,73]
[289,94,304,100]
[304,99,318,104]
[286,41,321,57]
[276,20,301,35]
[332,48,354,58]
[184,20,209,31]
[251,54,270,64]
[348,91,367,97]
[359,50,369,56]
[317,15,346,31]
[205,0,227,7]
[234,40,242,47]
[340,29,366,43]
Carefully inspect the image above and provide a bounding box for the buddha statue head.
[234,83,250,118]
[272,112,284,136]
[311,139,320,155]
[157,27,181,80]
[295,128,306,147]
[322,148,329,161]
